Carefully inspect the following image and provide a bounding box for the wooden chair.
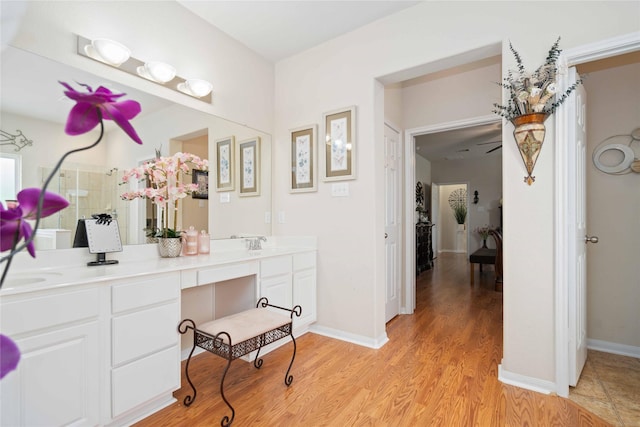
[489,229,503,292]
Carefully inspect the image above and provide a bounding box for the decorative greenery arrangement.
[448,188,467,225]
[121,153,209,238]
[474,225,492,240]
[453,205,467,225]
[493,37,583,121]
[0,81,143,379]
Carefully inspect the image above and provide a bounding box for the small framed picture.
[322,105,356,181]
[215,136,234,192]
[290,124,318,193]
[239,137,260,197]
[192,169,208,199]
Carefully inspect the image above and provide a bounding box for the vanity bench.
[178,297,301,426]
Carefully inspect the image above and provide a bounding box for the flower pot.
[511,113,549,185]
[157,237,182,258]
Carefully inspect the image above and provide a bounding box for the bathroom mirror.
[0,46,272,248]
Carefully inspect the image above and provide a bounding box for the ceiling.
[415,122,503,161]
[177,0,421,62]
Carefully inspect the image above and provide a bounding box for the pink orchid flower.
[60,81,143,144]
[0,334,20,379]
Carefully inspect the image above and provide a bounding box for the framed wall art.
[192,169,208,199]
[239,137,260,197]
[215,136,234,192]
[290,124,318,193]
[322,105,356,181]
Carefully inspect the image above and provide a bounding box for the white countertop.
[0,237,316,296]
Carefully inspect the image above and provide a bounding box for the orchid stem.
[0,119,105,283]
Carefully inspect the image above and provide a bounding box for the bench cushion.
[198,308,291,345]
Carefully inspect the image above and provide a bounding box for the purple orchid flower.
[60,81,143,144]
[0,334,20,380]
[0,188,69,257]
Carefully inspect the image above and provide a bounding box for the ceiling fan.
[476,140,502,154]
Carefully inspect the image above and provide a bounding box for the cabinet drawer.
[112,302,179,366]
[111,346,180,418]
[197,261,258,285]
[1,288,99,336]
[293,251,316,271]
[112,272,180,314]
[260,256,291,278]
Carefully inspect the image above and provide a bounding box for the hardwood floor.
[136,253,611,426]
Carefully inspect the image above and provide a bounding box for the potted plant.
[121,152,208,257]
[453,204,467,227]
[493,37,583,185]
[474,225,492,248]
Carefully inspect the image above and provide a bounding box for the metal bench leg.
[219,356,235,427]
[284,332,296,386]
[177,319,198,406]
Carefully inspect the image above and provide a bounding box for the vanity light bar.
[76,35,212,103]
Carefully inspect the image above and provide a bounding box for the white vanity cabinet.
[107,272,181,424]
[259,255,293,309]
[0,287,101,427]
[293,251,317,330]
[259,250,317,332]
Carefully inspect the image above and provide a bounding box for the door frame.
[554,31,640,398]
[403,114,500,314]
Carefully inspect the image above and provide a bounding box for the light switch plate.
[331,182,349,197]
[264,212,271,223]
[220,193,230,203]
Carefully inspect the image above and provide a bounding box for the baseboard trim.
[587,339,640,358]
[309,324,389,349]
[498,364,556,395]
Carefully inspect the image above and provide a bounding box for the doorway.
[402,114,502,313]
[555,33,640,398]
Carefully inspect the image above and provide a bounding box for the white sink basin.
[4,277,47,286]
[2,271,63,288]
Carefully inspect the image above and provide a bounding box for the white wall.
[582,61,640,349]
[402,57,501,129]
[432,155,502,254]
[0,112,106,189]
[273,1,640,387]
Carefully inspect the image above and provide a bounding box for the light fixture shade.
[178,79,213,98]
[85,38,131,66]
[137,61,176,83]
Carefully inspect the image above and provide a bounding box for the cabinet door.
[293,268,316,328]
[260,274,292,309]
[1,322,100,427]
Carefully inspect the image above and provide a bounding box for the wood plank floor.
[136,253,611,426]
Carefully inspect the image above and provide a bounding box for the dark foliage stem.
[0,119,105,287]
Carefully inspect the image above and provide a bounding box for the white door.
[385,123,401,322]
[568,67,589,386]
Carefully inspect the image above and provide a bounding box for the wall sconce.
[84,38,131,66]
[473,191,479,204]
[76,35,212,103]
[137,61,176,84]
